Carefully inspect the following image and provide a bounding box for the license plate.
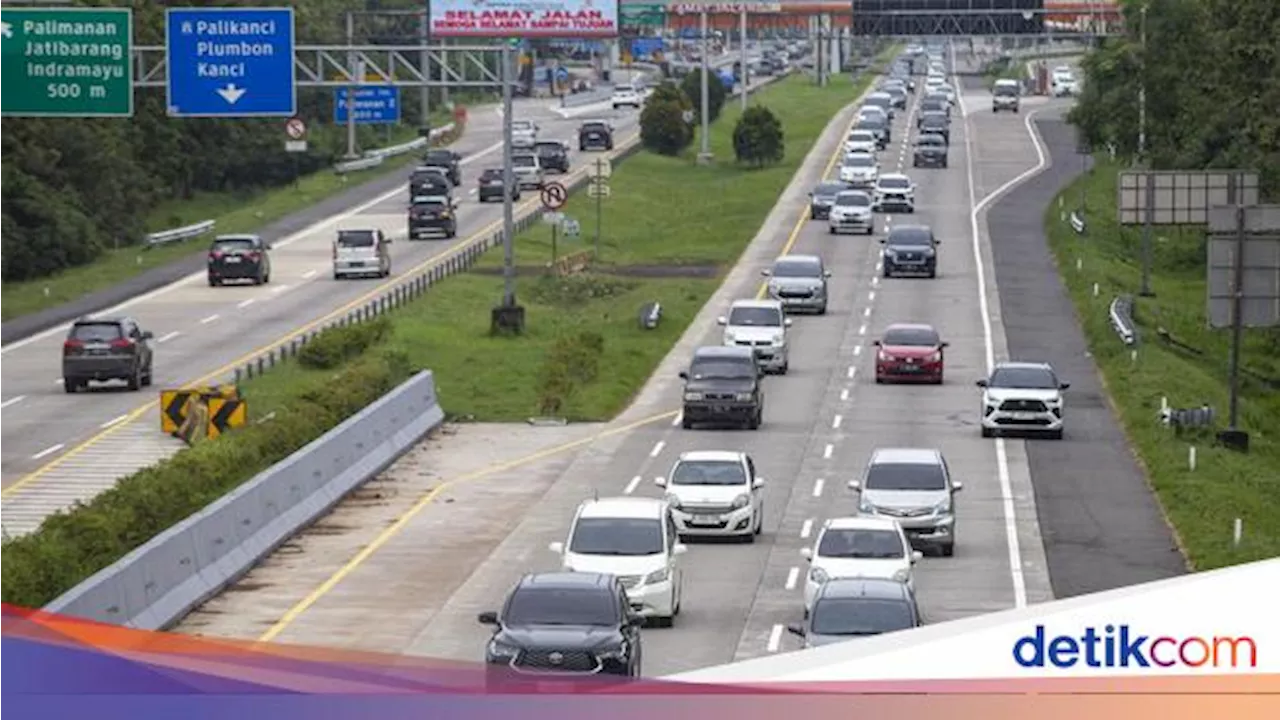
[691,515,721,525]
[85,343,109,353]
[349,261,365,267]
[223,256,241,263]
[1010,412,1039,420]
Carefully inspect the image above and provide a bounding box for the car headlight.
[488,640,520,659]
[731,493,750,509]
[596,644,628,661]
[768,283,781,294]
[723,332,736,343]
[878,352,893,361]
[1045,396,1062,406]
[893,568,911,582]
[809,566,829,583]
[644,566,670,584]
[927,351,942,362]
[771,335,785,346]
[859,498,875,513]
[684,392,703,401]
[933,497,953,515]
[664,492,682,509]
[735,392,754,402]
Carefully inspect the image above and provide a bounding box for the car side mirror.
[752,478,764,490]
[911,550,924,563]
[847,480,862,491]
[786,623,806,637]
[1059,382,1071,390]
[760,269,772,276]
[872,340,881,346]
[975,379,988,388]
[140,331,154,340]
[784,318,793,327]
[823,270,832,277]
[799,547,813,561]
[717,316,727,325]
[952,482,964,492]
[878,238,886,244]
[673,544,688,556]
[628,614,647,627]
[548,541,565,554]
[940,342,949,348]
[679,371,689,380]
[654,477,667,488]
[264,243,273,250]
[478,611,499,625]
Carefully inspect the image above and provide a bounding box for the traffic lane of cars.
[0,113,648,480]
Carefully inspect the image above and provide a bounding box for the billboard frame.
[428,0,623,39]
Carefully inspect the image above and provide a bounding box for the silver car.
[787,578,922,648]
[762,254,831,315]
[511,152,544,189]
[511,119,538,148]
[847,448,963,557]
[828,190,874,235]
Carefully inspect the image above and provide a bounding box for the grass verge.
[1,110,463,322]
[1045,157,1280,569]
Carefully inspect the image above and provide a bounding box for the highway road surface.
[0,68,681,538]
[177,53,1075,677]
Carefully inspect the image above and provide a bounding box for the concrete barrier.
[44,371,446,630]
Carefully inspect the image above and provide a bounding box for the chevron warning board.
[206,397,247,440]
[161,385,240,434]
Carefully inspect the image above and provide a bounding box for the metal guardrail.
[1109,295,1138,346]
[334,121,457,174]
[364,136,427,160]
[145,219,216,248]
[334,156,384,174]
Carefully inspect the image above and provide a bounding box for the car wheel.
[681,415,694,430]
[333,272,342,280]
[875,375,884,384]
[1048,429,1064,440]
[882,267,893,278]
[828,226,836,234]
[981,426,995,438]
[208,276,219,287]
[817,304,827,315]
[865,227,873,236]
[253,273,264,286]
[748,408,762,430]
[263,272,270,284]
[127,366,141,392]
[63,378,79,394]
[928,269,937,279]
[779,361,789,375]
[940,543,955,557]
[142,364,154,387]
[754,508,763,535]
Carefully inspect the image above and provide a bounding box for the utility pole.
[490,42,524,334]
[740,6,748,113]
[1137,3,1154,297]
[419,9,431,136]
[344,12,358,159]
[697,10,713,164]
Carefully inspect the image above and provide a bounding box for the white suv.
[839,151,879,187]
[612,83,642,109]
[549,496,686,626]
[977,361,1070,439]
[656,450,765,540]
[718,298,791,374]
[1051,68,1078,97]
[844,129,879,155]
[800,516,921,614]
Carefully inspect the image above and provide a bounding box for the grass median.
[1,109,464,322]
[1044,157,1280,569]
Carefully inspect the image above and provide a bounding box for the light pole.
[697,10,713,164]
[1136,3,1154,297]
[740,6,748,113]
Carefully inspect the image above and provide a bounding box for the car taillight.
[63,339,83,352]
[210,251,223,260]
[247,251,260,261]
[110,338,134,349]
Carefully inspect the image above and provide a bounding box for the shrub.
[648,81,690,107]
[679,69,727,124]
[640,97,694,157]
[733,105,785,168]
[535,331,606,416]
[298,317,392,369]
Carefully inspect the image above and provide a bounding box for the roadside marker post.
[541,182,568,268]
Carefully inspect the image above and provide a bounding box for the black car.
[920,95,950,120]
[808,180,846,220]
[917,112,950,144]
[578,120,614,151]
[477,168,521,203]
[679,346,765,430]
[880,224,940,279]
[421,148,462,186]
[62,316,154,392]
[207,233,271,286]
[479,572,643,690]
[855,117,889,150]
[407,194,458,239]
[534,140,570,174]
[409,169,453,199]
[913,133,949,169]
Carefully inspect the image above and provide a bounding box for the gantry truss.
[851,9,1125,37]
[131,45,513,89]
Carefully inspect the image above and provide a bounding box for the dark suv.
[880,225,940,278]
[62,316,154,392]
[478,168,521,203]
[534,141,570,174]
[913,134,948,169]
[408,194,458,239]
[207,234,271,286]
[409,168,453,199]
[578,120,614,151]
[479,572,643,690]
[420,148,462,186]
[679,346,765,430]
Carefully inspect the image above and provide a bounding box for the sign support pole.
[345,13,359,159]
[697,11,712,164]
[1227,185,1246,432]
[552,222,559,270]
[595,158,604,259]
[501,43,516,308]
[419,8,432,136]
[740,7,749,113]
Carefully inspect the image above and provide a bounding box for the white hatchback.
[800,516,921,614]
[656,450,765,539]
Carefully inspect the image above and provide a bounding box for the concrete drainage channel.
[41,71,803,627]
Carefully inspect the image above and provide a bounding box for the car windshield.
[989,366,1058,389]
[424,151,452,164]
[845,155,874,167]
[918,136,945,147]
[810,598,915,635]
[814,182,845,198]
[772,259,820,278]
[728,306,782,326]
[412,197,447,209]
[583,123,608,132]
[569,517,664,556]
[70,323,123,342]
[213,238,254,252]
[882,326,939,346]
[513,155,536,167]
[865,461,947,491]
[671,460,747,486]
[337,230,376,248]
[504,588,618,627]
[512,121,534,131]
[922,115,946,126]
[849,131,875,142]
[888,229,932,246]
[994,84,1018,96]
[481,169,503,181]
[689,359,756,380]
[857,119,883,131]
[817,528,906,559]
[835,193,871,207]
[614,84,635,93]
[535,142,561,151]
[879,177,910,189]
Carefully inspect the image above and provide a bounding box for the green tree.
[733,106,784,168]
[640,97,694,156]
[679,69,727,124]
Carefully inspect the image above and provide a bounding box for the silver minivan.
[333,228,392,279]
[846,448,963,557]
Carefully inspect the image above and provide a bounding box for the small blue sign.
[334,87,400,125]
[165,7,296,118]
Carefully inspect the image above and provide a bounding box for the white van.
[333,228,391,279]
[612,83,642,109]
[992,78,1021,113]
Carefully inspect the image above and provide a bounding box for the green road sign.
[621,4,666,27]
[0,8,133,117]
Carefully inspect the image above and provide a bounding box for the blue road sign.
[165,7,296,118]
[334,87,400,124]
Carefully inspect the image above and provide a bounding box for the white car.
[656,450,765,539]
[858,104,888,125]
[718,298,791,373]
[800,516,921,614]
[511,119,538,148]
[935,83,956,104]
[1051,69,1078,97]
[977,361,1070,439]
[828,190,874,235]
[844,129,879,155]
[612,83,642,109]
[839,151,879,187]
[549,496,686,626]
[511,152,544,190]
[873,173,916,213]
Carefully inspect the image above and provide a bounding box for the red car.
[874,323,948,384]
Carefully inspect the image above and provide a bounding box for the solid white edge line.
[302,269,318,279]
[200,314,219,324]
[99,414,129,429]
[766,623,785,653]
[31,443,64,460]
[157,331,181,343]
[0,395,26,410]
[237,298,256,309]
[649,440,665,458]
[624,476,642,494]
[784,566,800,590]
[959,52,1050,611]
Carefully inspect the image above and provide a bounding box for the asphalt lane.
[984,113,1188,596]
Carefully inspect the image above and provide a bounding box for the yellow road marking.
[256,408,678,642]
[2,134,641,500]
